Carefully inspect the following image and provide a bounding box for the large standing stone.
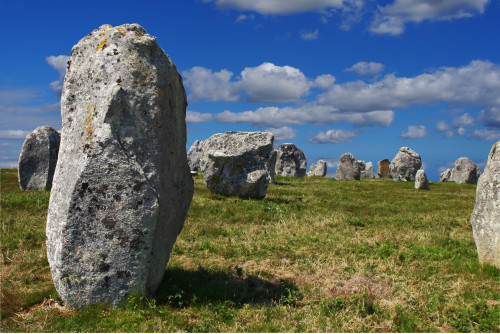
[364,162,375,179]
[470,141,500,268]
[187,140,202,172]
[269,149,277,183]
[377,159,390,178]
[199,131,274,199]
[18,126,60,190]
[275,143,307,177]
[451,157,481,184]
[307,160,327,177]
[336,153,360,180]
[46,24,194,308]
[388,147,422,181]
[415,170,430,190]
[439,168,452,182]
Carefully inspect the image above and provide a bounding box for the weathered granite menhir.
[46,24,193,308]
[389,147,422,181]
[307,160,327,177]
[18,125,60,190]
[187,140,202,172]
[199,131,274,199]
[336,153,360,180]
[275,143,307,177]
[439,168,452,182]
[415,170,430,190]
[470,141,500,268]
[451,157,481,184]
[377,159,390,178]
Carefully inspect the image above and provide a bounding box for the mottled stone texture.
[46,24,193,308]
[199,131,274,199]
[377,159,390,178]
[451,157,481,184]
[18,126,60,190]
[336,153,360,180]
[364,162,375,179]
[415,170,430,190]
[439,168,452,182]
[389,147,422,181]
[275,143,307,177]
[187,140,202,171]
[308,160,327,177]
[470,141,500,268]
[269,149,277,183]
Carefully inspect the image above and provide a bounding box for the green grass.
[1,169,499,332]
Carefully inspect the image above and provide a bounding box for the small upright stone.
[377,159,390,178]
[439,168,452,182]
[46,24,194,308]
[336,153,360,180]
[307,160,327,177]
[389,147,422,181]
[364,162,375,178]
[199,131,274,199]
[18,126,60,190]
[415,170,430,190]
[451,157,481,184]
[269,149,277,183]
[470,141,500,268]
[187,140,202,172]
[275,143,307,177]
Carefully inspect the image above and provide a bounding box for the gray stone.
[364,162,375,179]
[415,170,430,190]
[187,140,202,172]
[357,160,366,178]
[275,143,307,177]
[439,168,452,182]
[470,141,500,267]
[388,147,422,181]
[377,159,390,178]
[46,24,193,309]
[199,131,274,199]
[307,160,327,177]
[18,125,60,190]
[336,153,360,180]
[451,157,481,184]
[269,149,277,183]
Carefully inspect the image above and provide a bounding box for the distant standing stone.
[451,157,481,184]
[377,159,390,178]
[307,160,327,177]
[439,168,452,182]
[415,170,430,190]
[187,140,202,172]
[269,149,277,183]
[199,131,274,199]
[18,126,60,190]
[364,162,375,179]
[336,153,360,180]
[46,24,194,308]
[388,147,422,181]
[470,141,500,268]
[275,143,307,177]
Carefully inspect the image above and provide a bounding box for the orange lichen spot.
[95,39,107,51]
[83,104,95,142]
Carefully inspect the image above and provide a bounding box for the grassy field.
[1,167,498,332]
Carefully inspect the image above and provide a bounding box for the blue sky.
[1,0,499,180]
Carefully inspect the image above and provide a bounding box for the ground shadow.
[156,266,297,308]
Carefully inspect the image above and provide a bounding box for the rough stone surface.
[451,157,481,184]
[439,168,452,182]
[18,126,60,190]
[336,153,360,180]
[199,131,274,198]
[415,170,430,190]
[364,162,375,178]
[470,141,500,268]
[187,140,202,171]
[275,143,307,177]
[388,147,422,181]
[269,149,277,183]
[46,24,193,309]
[377,159,390,178]
[307,160,327,177]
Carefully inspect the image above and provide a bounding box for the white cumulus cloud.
[310,128,359,143]
[186,111,213,123]
[300,29,319,40]
[0,130,30,139]
[182,67,242,102]
[436,112,475,138]
[46,55,70,96]
[345,61,385,76]
[210,0,345,15]
[469,128,500,141]
[401,125,427,139]
[370,0,491,35]
[265,126,298,142]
